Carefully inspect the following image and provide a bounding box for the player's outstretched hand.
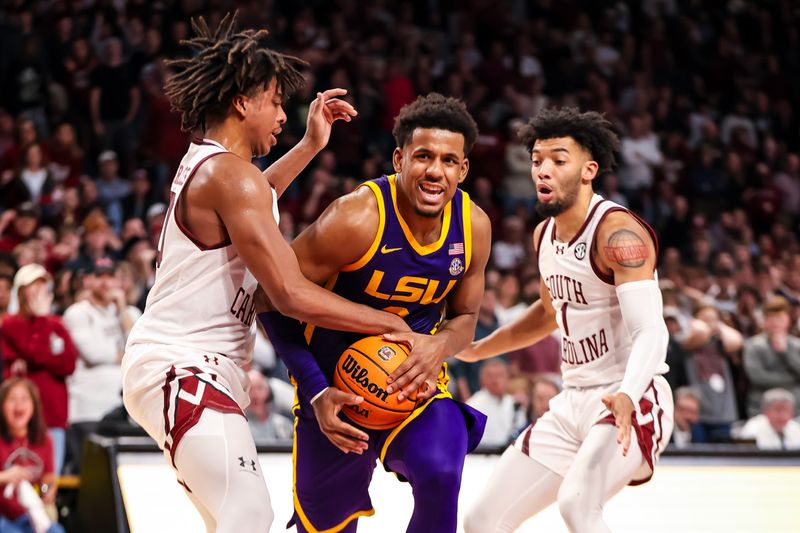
[601,392,635,456]
[383,332,446,402]
[304,88,358,152]
[311,388,369,455]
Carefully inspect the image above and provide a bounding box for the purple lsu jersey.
[303,174,473,390]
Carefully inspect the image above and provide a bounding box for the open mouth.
[417,182,445,204]
[270,128,282,144]
[537,182,554,202]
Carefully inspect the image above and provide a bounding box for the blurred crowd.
[2,0,800,526]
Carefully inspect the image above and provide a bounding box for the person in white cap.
[62,258,141,446]
[1,264,77,475]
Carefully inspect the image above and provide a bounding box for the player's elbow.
[267,281,318,323]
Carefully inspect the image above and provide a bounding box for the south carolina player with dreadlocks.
[121,13,408,532]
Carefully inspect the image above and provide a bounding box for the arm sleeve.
[257,312,329,402]
[616,279,669,403]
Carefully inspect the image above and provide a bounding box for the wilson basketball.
[333,336,418,430]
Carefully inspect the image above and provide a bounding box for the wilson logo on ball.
[340,354,390,402]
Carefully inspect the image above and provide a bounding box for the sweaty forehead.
[406,128,465,157]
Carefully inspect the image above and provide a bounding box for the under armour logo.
[556,245,565,255]
[238,456,257,472]
[203,355,219,365]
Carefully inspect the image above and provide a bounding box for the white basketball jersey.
[537,193,666,388]
[126,139,279,364]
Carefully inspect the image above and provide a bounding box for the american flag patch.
[449,242,464,255]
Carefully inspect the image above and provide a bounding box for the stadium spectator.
[0,273,12,323]
[245,370,293,442]
[45,123,83,188]
[0,203,39,253]
[683,304,743,441]
[491,216,527,271]
[63,258,140,429]
[618,112,663,204]
[739,388,800,450]
[94,151,130,234]
[495,272,527,326]
[670,387,705,449]
[743,297,800,417]
[0,378,63,533]
[466,359,523,448]
[1,264,77,475]
[14,144,56,207]
[451,286,500,399]
[89,38,139,175]
[120,169,154,224]
[529,376,560,424]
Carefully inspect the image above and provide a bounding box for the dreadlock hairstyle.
[392,93,479,155]
[518,107,621,175]
[165,12,307,133]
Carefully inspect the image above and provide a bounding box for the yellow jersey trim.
[303,273,339,344]
[341,181,385,272]
[291,382,375,533]
[388,174,451,255]
[379,388,452,464]
[462,190,473,271]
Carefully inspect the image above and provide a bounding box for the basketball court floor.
[117,452,800,532]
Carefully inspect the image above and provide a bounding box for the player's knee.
[464,504,496,533]
[557,484,589,528]
[217,495,273,533]
[411,457,462,496]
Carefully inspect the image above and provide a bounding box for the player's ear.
[582,160,598,183]
[458,158,469,184]
[392,147,404,173]
[232,95,248,118]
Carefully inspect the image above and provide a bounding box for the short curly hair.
[165,12,307,132]
[518,108,620,174]
[392,93,478,155]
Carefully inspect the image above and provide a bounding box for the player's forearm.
[465,301,557,362]
[277,279,408,334]
[262,139,318,198]
[433,313,479,363]
[617,280,669,403]
[718,322,743,354]
[258,312,328,400]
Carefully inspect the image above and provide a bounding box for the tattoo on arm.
[604,229,648,267]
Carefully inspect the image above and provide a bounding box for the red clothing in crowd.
[1,315,78,429]
[0,434,54,520]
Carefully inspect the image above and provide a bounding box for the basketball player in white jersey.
[459,108,674,533]
[121,14,408,533]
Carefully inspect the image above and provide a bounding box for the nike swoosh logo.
[381,244,402,254]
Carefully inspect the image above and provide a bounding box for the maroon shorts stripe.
[521,424,534,455]
[161,367,245,469]
[595,380,661,486]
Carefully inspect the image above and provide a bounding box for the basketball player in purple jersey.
[258,94,491,532]
[122,14,409,532]
[459,108,674,532]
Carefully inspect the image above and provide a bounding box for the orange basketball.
[333,336,418,430]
